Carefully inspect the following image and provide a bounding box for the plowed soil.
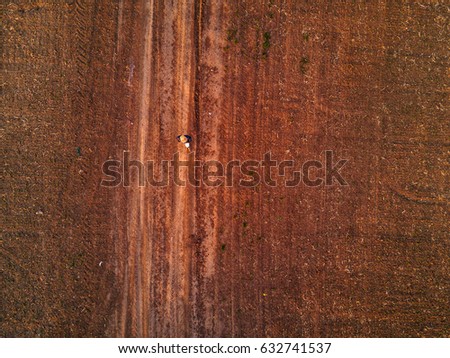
[2,1,449,337]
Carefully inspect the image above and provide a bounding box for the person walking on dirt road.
[177,134,192,152]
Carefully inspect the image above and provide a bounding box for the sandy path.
[120,0,227,337]
[120,0,201,337]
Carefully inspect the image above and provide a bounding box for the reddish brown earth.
[2,1,449,337]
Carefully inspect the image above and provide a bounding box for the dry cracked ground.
[2,0,449,337]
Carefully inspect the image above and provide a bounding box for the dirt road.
[2,0,449,337]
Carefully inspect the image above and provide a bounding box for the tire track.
[123,0,154,337]
[167,0,195,336]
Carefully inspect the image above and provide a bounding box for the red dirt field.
[2,1,449,337]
